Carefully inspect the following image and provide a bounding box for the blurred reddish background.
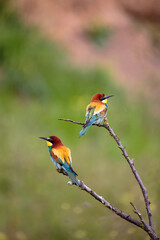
[11,0,160,97]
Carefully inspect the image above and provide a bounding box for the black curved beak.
[100,94,114,101]
[39,137,48,141]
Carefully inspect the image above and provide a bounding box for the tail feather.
[67,171,80,186]
[62,166,80,186]
[69,165,78,176]
[80,117,98,136]
[62,164,78,176]
[80,124,90,136]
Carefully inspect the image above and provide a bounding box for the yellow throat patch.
[102,99,108,104]
[46,140,52,147]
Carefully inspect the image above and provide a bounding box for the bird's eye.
[100,97,105,101]
[49,138,54,143]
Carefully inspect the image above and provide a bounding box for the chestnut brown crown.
[91,93,105,102]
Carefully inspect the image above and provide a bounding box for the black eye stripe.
[48,138,54,143]
[100,97,106,101]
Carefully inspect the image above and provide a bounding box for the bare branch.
[64,177,144,229]
[79,181,144,229]
[58,118,84,126]
[64,176,159,240]
[57,170,144,230]
[57,159,160,239]
[130,202,146,226]
[102,120,154,230]
[58,118,154,230]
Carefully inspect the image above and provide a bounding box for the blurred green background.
[0,1,160,240]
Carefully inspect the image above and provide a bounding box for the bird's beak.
[39,137,48,141]
[100,95,114,101]
[39,137,53,147]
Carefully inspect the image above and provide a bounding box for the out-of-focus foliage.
[0,2,160,240]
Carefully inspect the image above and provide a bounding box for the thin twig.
[58,118,154,230]
[58,118,85,126]
[130,202,146,226]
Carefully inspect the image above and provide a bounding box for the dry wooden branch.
[130,202,146,226]
[56,171,158,239]
[58,118,159,240]
[77,181,158,240]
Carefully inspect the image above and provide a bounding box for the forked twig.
[130,202,145,226]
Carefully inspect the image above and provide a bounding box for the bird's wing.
[86,105,96,121]
[51,146,66,164]
[85,102,106,124]
[50,149,60,164]
[51,146,77,175]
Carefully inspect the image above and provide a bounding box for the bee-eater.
[40,136,80,186]
[80,93,114,136]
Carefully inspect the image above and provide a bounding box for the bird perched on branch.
[80,93,114,136]
[40,136,80,186]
